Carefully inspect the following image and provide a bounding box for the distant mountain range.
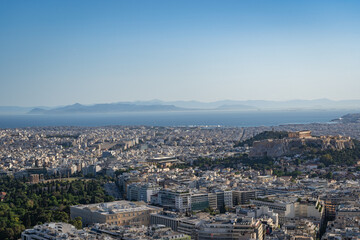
[28,103,183,114]
[0,99,359,114]
[139,99,360,110]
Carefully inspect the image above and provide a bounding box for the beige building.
[288,130,312,139]
[70,200,162,227]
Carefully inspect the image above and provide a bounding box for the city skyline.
[2,1,360,239]
[1,0,360,106]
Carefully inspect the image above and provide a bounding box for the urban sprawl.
[1,122,360,240]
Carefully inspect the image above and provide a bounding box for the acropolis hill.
[249,131,354,158]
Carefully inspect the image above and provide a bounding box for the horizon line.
[2,98,360,108]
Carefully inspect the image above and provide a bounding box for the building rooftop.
[72,200,161,215]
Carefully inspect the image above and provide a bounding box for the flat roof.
[71,200,161,215]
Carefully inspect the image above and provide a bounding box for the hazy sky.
[1,0,360,106]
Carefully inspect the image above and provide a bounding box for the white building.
[21,222,114,240]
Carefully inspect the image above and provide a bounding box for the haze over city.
[1,0,360,107]
[3,1,360,240]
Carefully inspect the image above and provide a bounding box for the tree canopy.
[234,131,289,147]
[0,177,114,240]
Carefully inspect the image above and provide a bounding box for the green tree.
[325,172,333,179]
[320,154,334,166]
[69,217,82,229]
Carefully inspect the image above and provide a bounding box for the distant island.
[27,99,360,114]
[28,103,184,114]
[0,99,360,115]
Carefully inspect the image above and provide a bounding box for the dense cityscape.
[2,0,360,239]
[1,122,360,239]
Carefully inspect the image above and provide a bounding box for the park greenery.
[316,139,360,166]
[0,176,114,240]
[234,131,360,167]
[234,131,289,147]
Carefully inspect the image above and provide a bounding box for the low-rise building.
[198,217,264,240]
[21,222,113,240]
[70,200,162,227]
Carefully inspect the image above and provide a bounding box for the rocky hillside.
[249,135,354,158]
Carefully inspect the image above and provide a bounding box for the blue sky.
[1,0,360,106]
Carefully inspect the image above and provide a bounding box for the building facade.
[70,200,162,227]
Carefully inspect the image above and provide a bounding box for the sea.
[0,110,350,129]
